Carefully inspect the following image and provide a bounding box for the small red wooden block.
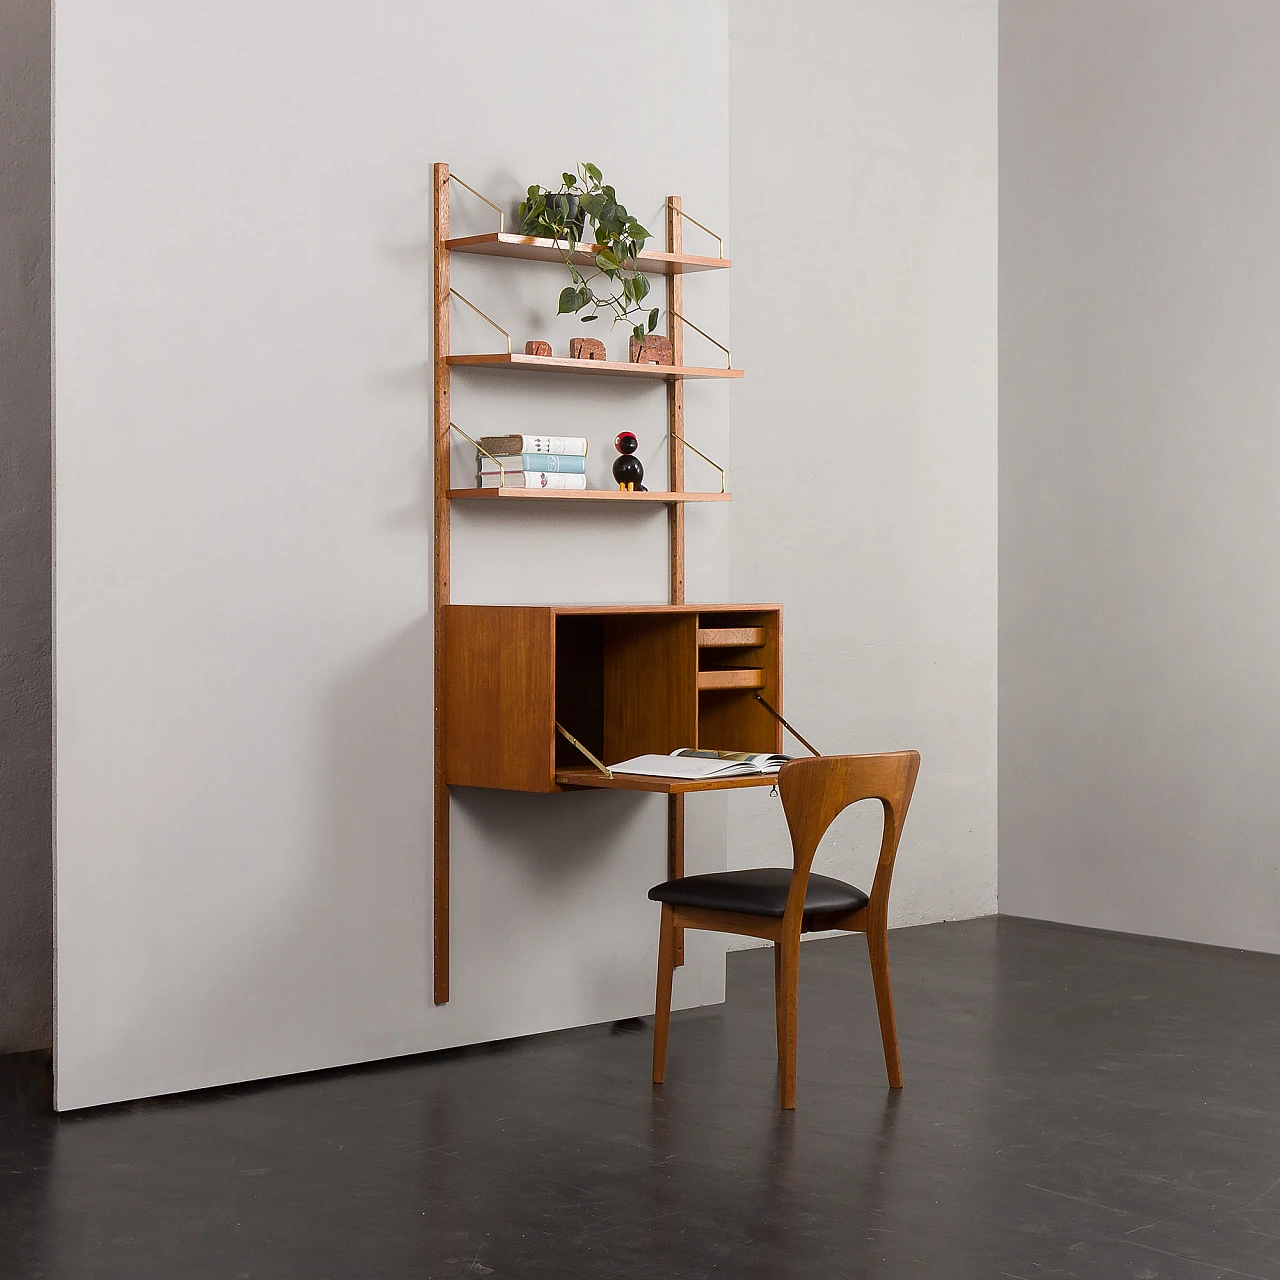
[629,334,674,366]
[525,340,553,357]
[569,337,607,361]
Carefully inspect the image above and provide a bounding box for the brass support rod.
[449,173,505,234]
[449,288,511,354]
[555,723,613,779]
[669,431,726,494]
[666,200,724,258]
[754,694,822,758]
[670,309,731,369]
[450,422,506,488]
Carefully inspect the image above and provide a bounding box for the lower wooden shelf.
[698,668,766,690]
[448,488,730,503]
[555,768,780,794]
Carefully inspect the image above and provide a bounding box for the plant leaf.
[584,162,602,182]
[558,286,580,314]
[648,309,659,332]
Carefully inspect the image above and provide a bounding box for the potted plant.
[517,163,660,344]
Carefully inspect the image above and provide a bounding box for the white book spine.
[515,436,588,456]
[479,472,587,490]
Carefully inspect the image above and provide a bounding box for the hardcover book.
[478,472,588,490]
[478,453,587,474]
[476,434,588,457]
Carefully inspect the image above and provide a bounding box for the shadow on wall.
[64,616,671,1105]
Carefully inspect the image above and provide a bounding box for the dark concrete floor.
[3,916,1280,1279]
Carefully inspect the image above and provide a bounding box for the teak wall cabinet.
[433,163,773,1004]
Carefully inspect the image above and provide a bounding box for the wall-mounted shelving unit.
[433,163,773,1005]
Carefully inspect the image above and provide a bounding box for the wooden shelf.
[449,488,730,504]
[447,353,742,381]
[554,768,779,795]
[698,627,765,648]
[698,668,766,691]
[446,232,730,275]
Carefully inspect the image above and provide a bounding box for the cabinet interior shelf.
[447,353,743,381]
[449,488,731,504]
[446,232,731,275]
[697,668,766,691]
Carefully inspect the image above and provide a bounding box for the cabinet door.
[444,606,555,791]
[602,614,698,765]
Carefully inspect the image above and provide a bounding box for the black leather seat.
[648,868,868,924]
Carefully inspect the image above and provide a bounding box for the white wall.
[53,0,1002,1108]
[725,0,999,933]
[1000,0,1280,953]
[0,0,53,1053]
[53,0,732,1110]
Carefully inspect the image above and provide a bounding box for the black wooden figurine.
[612,432,646,492]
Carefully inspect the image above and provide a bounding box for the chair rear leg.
[778,935,799,1109]
[867,922,903,1088]
[652,905,677,1084]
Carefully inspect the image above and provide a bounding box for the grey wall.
[0,0,53,1053]
[726,0,999,934]
[1001,0,1280,952]
[53,0,732,1110]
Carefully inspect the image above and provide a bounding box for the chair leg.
[773,942,784,1061]
[777,935,799,1109]
[866,921,903,1088]
[652,905,677,1085]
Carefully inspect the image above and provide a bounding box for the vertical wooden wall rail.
[667,196,686,968]
[432,163,452,1004]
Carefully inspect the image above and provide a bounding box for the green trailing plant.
[517,162,660,343]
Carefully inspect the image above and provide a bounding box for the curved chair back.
[777,752,921,933]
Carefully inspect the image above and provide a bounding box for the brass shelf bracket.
[450,421,506,489]
[754,694,822,758]
[670,309,731,369]
[449,173,505,234]
[666,201,724,258]
[668,431,726,494]
[449,288,511,355]
[556,722,613,779]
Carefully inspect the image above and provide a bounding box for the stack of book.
[475,434,588,490]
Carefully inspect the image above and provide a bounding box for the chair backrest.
[777,752,921,928]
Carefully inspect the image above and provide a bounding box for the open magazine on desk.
[607,748,793,781]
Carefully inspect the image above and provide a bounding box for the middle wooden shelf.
[447,352,742,380]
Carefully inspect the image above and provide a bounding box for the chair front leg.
[866,918,902,1088]
[652,904,677,1084]
[777,933,800,1109]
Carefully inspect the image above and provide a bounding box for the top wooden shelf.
[445,233,731,276]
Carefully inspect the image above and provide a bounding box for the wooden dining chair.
[648,751,920,1109]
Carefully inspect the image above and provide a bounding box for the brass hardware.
[670,309,732,369]
[754,694,821,758]
[666,201,724,258]
[449,288,511,355]
[449,173,505,234]
[450,421,506,489]
[556,722,613,779]
[669,432,726,494]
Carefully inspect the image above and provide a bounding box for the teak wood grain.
[554,769,780,795]
[698,627,765,648]
[433,163,451,1004]
[651,751,921,1109]
[697,668,766,691]
[447,488,730,504]
[443,607,554,792]
[603,614,698,765]
[444,231,731,275]
[696,609,783,755]
[446,353,742,380]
